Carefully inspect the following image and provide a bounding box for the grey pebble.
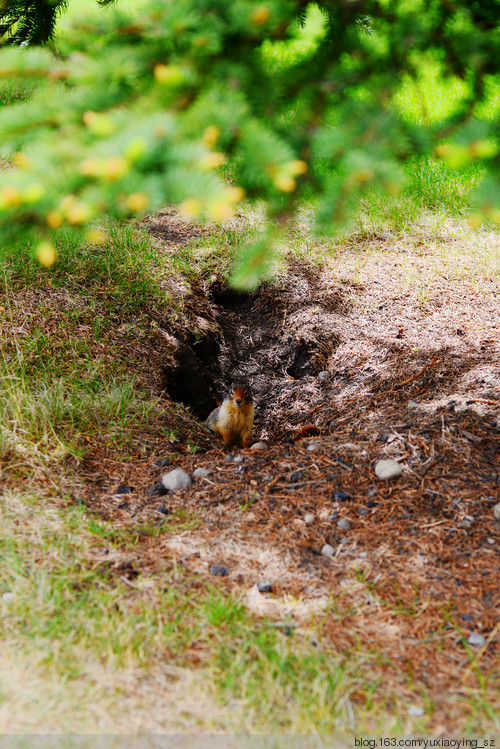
[2,592,15,603]
[116,485,133,494]
[225,454,234,462]
[317,371,330,381]
[233,455,244,463]
[307,442,320,452]
[374,459,402,480]
[257,580,273,593]
[193,467,211,477]
[250,442,268,451]
[407,705,425,717]
[408,400,419,409]
[357,507,370,515]
[155,457,171,468]
[209,564,229,577]
[493,503,500,521]
[321,544,335,557]
[147,481,167,497]
[467,631,486,647]
[329,512,338,521]
[161,469,192,491]
[332,490,351,502]
[304,513,315,525]
[337,518,351,530]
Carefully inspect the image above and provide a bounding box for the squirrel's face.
[229,383,252,407]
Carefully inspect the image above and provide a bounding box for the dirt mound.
[162,264,347,438]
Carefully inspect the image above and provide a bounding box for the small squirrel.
[207,382,254,447]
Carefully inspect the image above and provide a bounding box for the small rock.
[193,467,211,477]
[304,513,315,525]
[307,442,319,452]
[332,490,351,502]
[317,371,330,381]
[157,504,169,515]
[357,507,370,515]
[290,471,303,483]
[225,454,234,462]
[209,564,229,577]
[359,551,368,558]
[340,536,349,545]
[374,459,402,480]
[233,455,244,463]
[116,485,133,494]
[467,631,486,647]
[493,503,500,521]
[257,580,273,593]
[461,613,474,622]
[250,442,268,451]
[155,457,171,468]
[408,400,419,409]
[458,519,473,530]
[366,500,376,508]
[486,538,495,545]
[161,469,192,491]
[337,518,351,531]
[407,705,425,717]
[147,481,168,497]
[2,592,15,603]
[328,512,338,521]
[367,487,378,497]
[321,544,335,557]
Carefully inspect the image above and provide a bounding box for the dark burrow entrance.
[163,264,348,441]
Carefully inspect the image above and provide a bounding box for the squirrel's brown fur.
[207,382,254,447]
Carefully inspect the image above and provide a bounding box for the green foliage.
[0,0,68,45]
[0,0,499,286]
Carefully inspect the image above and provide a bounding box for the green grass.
[0,489,373,733]
[0,223,178,472]
[9,481,489,734]
[358,156,486,231]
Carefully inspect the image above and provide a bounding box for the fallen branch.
[394,355,440,390]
